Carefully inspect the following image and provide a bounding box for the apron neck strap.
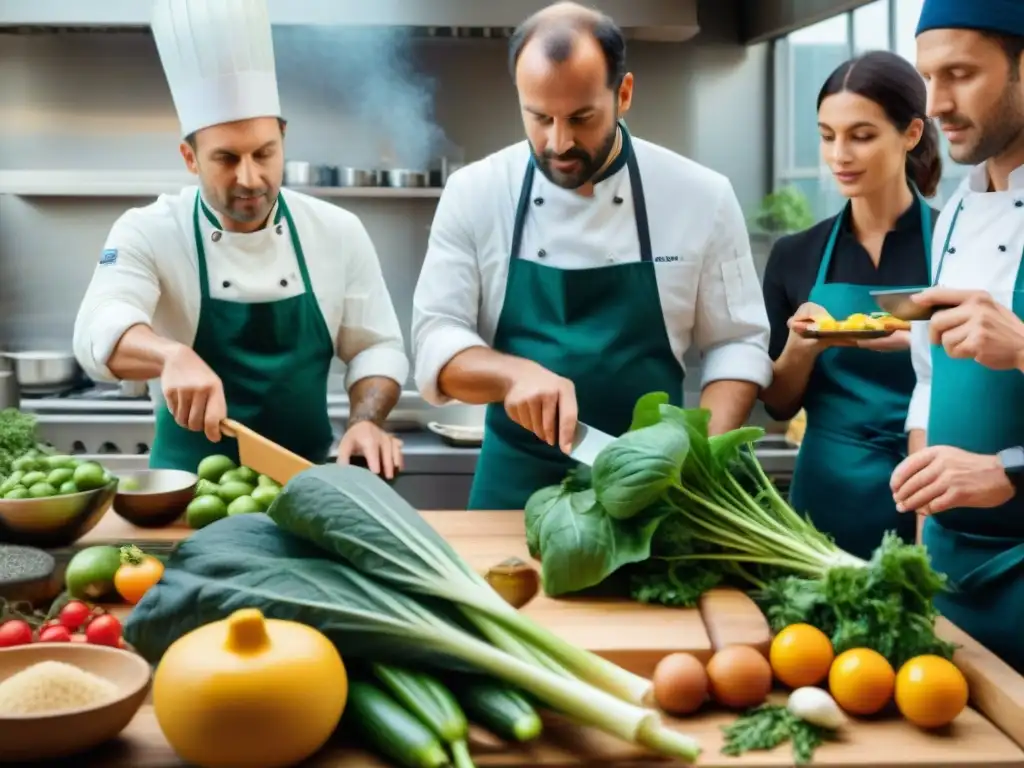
[191,190,315,301]
[509,122,653,263]
[934,193,1024,291]
[815,188,932,286]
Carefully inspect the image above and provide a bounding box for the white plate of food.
[427,422,484,448]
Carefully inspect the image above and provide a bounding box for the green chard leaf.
[709,426,766,472]
[534,487,671,597]
[592,419,690,520]
[525,484,563,560]
[123,513,477,671]
[627,391,672,431]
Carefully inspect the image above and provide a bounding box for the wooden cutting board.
[84,511,770,674]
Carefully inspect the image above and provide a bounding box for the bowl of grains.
[0,642,151,762]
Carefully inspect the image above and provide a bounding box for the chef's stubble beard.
[197,166,277,226]
[534,117,620,190]
[956,82,1024,167]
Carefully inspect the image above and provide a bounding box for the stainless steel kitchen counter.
[65,429,798,475]
[19,392,798,487]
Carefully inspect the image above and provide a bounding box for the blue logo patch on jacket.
[99,248,118,266]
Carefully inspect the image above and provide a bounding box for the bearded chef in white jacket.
[411,2,772,510]
[72,0,409,478]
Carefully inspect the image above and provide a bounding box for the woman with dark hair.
[760,50,942,559]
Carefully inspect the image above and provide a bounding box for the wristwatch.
[997,446,1024,491]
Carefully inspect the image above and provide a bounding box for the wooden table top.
[64,510,1024,767]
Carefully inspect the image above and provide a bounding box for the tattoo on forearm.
[348,377,400,428]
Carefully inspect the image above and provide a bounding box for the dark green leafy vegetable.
[591,420,689,520]
[0,409,39,476]
[268,465,653,705]
[721,704,834,765]
[754,533,954,668]
[525,391,956,668]
[529,488,670,597]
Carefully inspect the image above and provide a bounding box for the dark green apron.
[467,126,685,510]
[148,192,335,471]
[922,194,1024,673]
[789,193,932,559]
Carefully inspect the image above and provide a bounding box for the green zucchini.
[453,679,543,742]
[344,679,451,768]
[373,663,476,768]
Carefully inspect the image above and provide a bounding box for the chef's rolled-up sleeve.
[72,214,160,382]
[693,182,773,389]
[335,220,410,389]
[905,320,931,432]
[411,171,488,406]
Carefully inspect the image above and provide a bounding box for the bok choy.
[123,514,701,762]
[267,464,653,706]
[525,391,955,668]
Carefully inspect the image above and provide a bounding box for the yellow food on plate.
[895,655,969,728]
[153,608,348,768]
[770,623,835,689]
[828,648,895,715]
[879,315,911,331]
[815,317,839,331]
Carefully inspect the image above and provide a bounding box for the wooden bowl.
[0,643,152,763]
[113,469,197,528]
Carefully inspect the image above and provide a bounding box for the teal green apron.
[922,194,1024,673]
[467,126,685,510]
[148,192,335,471]
[789,193,932,559]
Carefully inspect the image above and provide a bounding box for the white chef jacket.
[73,187,409,397]
[411,136,772,406]
[906,164,1024,432]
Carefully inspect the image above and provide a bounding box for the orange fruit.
[895,655,969,728]
[769,623,835,688]
[828,648,895,715]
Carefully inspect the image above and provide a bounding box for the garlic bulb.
[786,686,847,730]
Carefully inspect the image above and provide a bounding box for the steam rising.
[272,26,452,170]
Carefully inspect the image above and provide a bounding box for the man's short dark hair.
[508,4,627,90]
[184,116,288,149]
[983,31,1024,80]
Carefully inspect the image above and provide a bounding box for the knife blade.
[568,422,615,466]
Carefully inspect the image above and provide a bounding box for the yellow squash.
[153,608,348,768]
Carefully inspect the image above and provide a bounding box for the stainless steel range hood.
[0,0,700,42]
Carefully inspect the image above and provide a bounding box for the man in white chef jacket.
[889,0,1024,672]
[411,2,772,510]
[72,0,409,478]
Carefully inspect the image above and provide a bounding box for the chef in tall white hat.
[73,0,410,478]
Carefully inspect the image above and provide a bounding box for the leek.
[267,464,654,706]
[123,514,701,762]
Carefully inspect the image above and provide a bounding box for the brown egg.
[706,645,773,709]
[652,652,709,715]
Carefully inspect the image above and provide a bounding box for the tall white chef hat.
[151,0,282,138]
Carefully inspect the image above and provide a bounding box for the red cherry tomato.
[39,625,71,643]
[58,600,92,632]
[85,614,122,647]
[0,620,33,647]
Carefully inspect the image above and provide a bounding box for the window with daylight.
[772,0,969,222]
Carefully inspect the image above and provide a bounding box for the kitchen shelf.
[0,171,444,199]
